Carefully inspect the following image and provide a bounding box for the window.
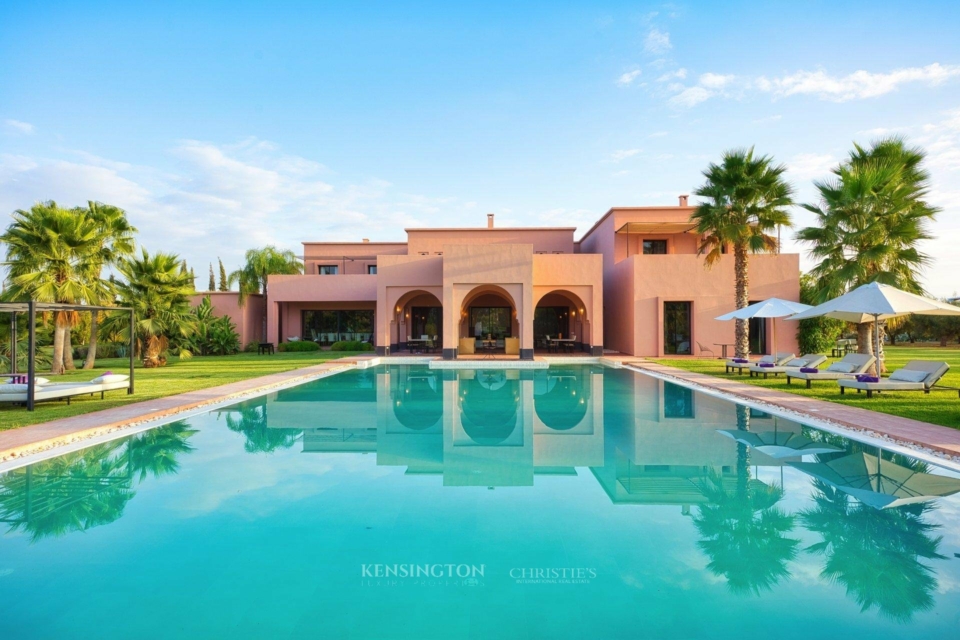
[663,301,692,355]
[411,307,442,339]
[534,307,570,341]
[318,265,339,275]
[302,310,374,345]
[367,265,377,274]
[643,240,668,255]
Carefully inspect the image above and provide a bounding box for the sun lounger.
[0,375,131,406]
[785,353,876,389]
[838,361,955,399]
[749,354,827,378]
[725,352,795,375]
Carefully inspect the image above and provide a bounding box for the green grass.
[0,351,364,432]
[657,345,960,430]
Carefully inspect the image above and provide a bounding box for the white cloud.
[787,153,838,180]
[611,148,641,162]
[617,69,642,86]
[644,28,671,54]
[669,86,713,108]
[699,73,734,89]
[4,119,34,135]
[0,138,469,277]
[656,68,687,82]
[757,63,960,102]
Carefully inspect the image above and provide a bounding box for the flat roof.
[302,241,407,246]
[577,206,696,244]
[404,226,577,232]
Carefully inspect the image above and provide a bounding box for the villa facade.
[199,197,801,358]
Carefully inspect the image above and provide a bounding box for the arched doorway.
[459,285,519,356]
[534,289,588,353]
[392,289,443,353]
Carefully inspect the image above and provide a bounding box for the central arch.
[458,284,519,357]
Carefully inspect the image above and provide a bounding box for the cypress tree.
[218,258,229,291]
[208,263,216,291]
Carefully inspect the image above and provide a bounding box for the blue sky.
[2,1,959,295]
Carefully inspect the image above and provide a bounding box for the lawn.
[0,350,364,432]
[656,345,960,430]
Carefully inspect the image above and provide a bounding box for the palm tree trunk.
[734,243,750,358]
[857,322,872,358]
[63,326,76,370]
[51,324,66,375]
[83,312,99,369]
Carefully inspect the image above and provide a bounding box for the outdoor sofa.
[748,354,827,378]
[838,361,956,399]
[0,374,131,406]
[785,353,876,389]
[725,352,795,375]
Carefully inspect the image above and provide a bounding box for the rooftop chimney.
[679,195,689,207]
[487,213,495,229]
[362,238,370,243]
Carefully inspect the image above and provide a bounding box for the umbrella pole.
[874,314,881,376]
[772,317,776,356]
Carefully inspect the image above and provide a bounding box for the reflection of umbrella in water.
[790,451,960,510]
[716,429,842,459]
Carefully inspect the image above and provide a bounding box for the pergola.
[1,301,135,411]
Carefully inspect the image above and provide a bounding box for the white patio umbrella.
[788,282,960,376]
[715,298,812,356]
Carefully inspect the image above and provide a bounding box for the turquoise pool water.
[2,364,960,639]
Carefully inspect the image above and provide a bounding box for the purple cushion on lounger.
[732,358,748,364]
[800,367,819,374]
[856,375,879,383]
[758,362,775,368]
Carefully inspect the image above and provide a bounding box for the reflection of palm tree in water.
[0,421,197,542]
[800,476,945,622]
[692,404,800,595]
[224,402,299,453]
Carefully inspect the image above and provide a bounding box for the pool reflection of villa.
[250,365,805,504]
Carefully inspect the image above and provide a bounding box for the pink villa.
[197,197,800,359]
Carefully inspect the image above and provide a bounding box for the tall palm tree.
[796,137,937,363]
[229,246,303,341]
[0,201,99,374]
[101,249,197,367]
[80,202,137,369]
[692,148,795,358]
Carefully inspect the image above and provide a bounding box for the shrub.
[797,274,845,354]
[330,340,374,352]
[278,340,320,352]
[244,341,259,353]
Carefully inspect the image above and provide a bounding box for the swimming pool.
[1,364,959,639]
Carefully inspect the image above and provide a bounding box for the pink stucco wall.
[191,292,265,347]
[302,241,407,276]
[407,227,575,255]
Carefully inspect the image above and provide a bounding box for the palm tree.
[796,137,937,363]
[0,201,99,374]
[101,249,197,367]
[80,202,137,369]
[692,148,795,358]
[229,246,303,341]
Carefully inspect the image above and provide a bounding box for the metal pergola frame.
[1,301,135,411]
